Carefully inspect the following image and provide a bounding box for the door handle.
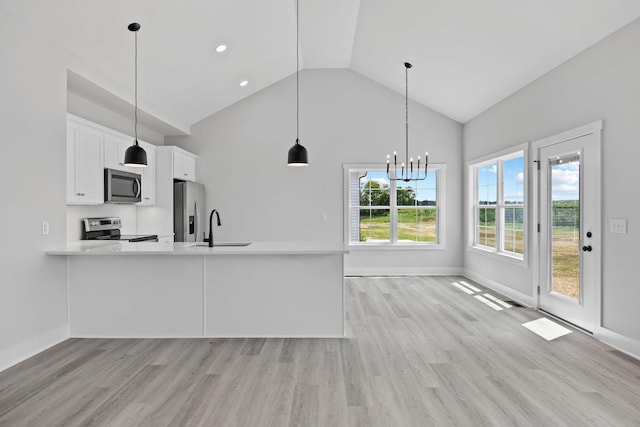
[582,245,592,252]
[194,201,198,241]
[133,179,141,198]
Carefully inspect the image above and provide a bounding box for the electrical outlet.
[610,218,627,234]
[42,220,50,235]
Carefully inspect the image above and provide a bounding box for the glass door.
[538,132,598,332]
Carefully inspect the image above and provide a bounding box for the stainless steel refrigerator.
[174,181,206,242]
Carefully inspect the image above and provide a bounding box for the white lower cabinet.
[66,121,104,205]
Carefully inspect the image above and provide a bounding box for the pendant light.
[124,22,147,167]
[386,62,427,181]
[287,0,309,166]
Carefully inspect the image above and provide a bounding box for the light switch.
[42,220,49,235]
[321,213,328,223]
[610,218,627,234]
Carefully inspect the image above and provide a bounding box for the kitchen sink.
[186,242,251,247]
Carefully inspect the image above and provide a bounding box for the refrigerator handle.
[194,201,198,242]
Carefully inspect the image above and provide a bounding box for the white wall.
[167,69,463,274]
[463,18,640,349]
[0,9,68,371]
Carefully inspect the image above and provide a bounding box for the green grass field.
[359,210,436,242]
[551,225,580,299]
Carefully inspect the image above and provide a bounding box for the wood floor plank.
[2,276,640,426]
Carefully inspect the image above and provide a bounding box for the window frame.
[469,143,528,262]
[343,163,446,251]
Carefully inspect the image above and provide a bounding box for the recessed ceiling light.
[215,44,227,53]
[239,80,248,87]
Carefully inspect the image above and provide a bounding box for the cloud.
[361,176,389,186]
[551,167,579,199]
[552,168,578,186]
[515,172,524,184]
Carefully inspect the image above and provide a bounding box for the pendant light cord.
[296,0,299,143]
[134,29,138,143]
[405,64,409,169]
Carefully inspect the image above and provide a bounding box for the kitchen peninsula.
[47,242,347,338]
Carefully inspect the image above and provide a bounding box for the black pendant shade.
[124,140,148,167]
[287,138,308,166]
[124,22,147,167]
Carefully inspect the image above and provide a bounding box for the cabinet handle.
[184,173,188,176]
[76,192,85,196]
[144,197,150,200]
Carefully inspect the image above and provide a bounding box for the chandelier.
[386,62,427,181]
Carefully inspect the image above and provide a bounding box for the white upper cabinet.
[173,149,196,182]
[103,133,138,173]
[67,114,160,206]
[137,141,156,206]
[66,120,104,205]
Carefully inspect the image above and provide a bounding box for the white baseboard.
[462,269,536,307]
[0,325,69,373]
[345,267,463,276]
[595,327,640,361]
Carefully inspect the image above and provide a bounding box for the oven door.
[104,169,142,203]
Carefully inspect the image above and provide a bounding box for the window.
[345,165,444,247]
[472,151,525,258]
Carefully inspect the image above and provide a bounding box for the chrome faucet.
[206,209,221,247]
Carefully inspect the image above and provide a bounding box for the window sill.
[468,245,528,267]
[348,243,445,251]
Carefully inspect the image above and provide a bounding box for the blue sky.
[477,157,524,204]
[476,155,579,203]
[360,170,437,205]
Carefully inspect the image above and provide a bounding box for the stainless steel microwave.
[104,168,142,203]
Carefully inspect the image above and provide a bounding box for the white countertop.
[46,241,348,256]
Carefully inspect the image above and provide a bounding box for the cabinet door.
[173,150,196,182]
[67,123,103,204]
[104,134,137,172]
[66,123,78,202]
[138,141,156,206]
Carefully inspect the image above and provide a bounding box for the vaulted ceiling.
[3,0,640,132]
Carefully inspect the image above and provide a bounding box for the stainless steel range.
[81,217,158,242]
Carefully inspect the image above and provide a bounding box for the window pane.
[503,156,524,205]
[477,163,497,205]
[476,207,496,248]
[397,171,437,206]
[415,189,436,206]
[502,207,524,254]
[396,184,416,206]
[360,172,390,207]
[397,208,437,243]
[359,208,390,242]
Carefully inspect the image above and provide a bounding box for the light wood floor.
[2,276,640,426]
